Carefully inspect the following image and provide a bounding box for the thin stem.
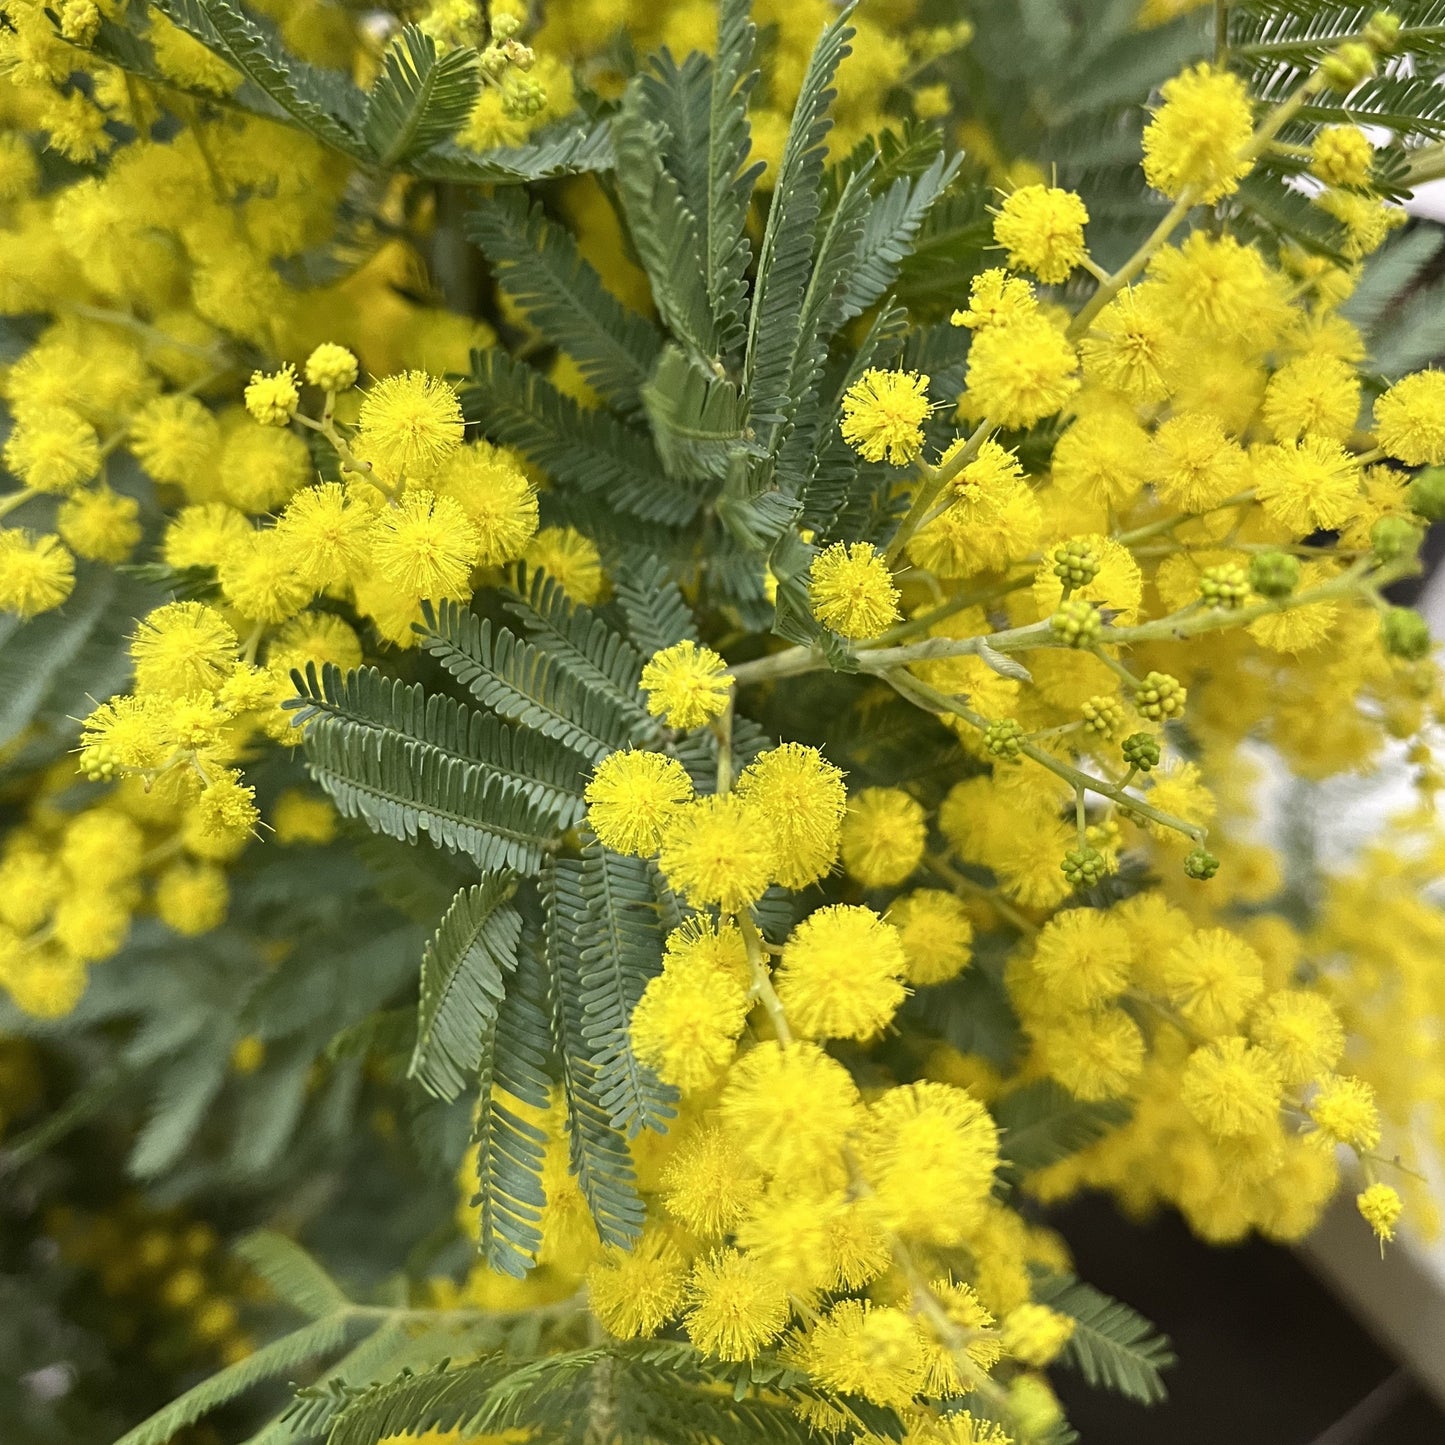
[886,670,1208,843]
[740,912,791,1046]
[885,418,992,565]
[0,488,38,522]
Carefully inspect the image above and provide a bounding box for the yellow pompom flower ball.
[658,795,774,914]
[1161,927,1265,1037]
[432,443,538,566]
[964,313,1080,428]
[859,1080,999,1244]
[809,540,900,639]
[304,342,359,393]
[661,1125,761,1239]
[130,602,238,698]
[0,530,75,617]
[1307,1073,1382,1151]
[1001,1303,1076,1367]
[57,487,142,564]
[993,185,1089,284]
[1374,370,1445,466]
[369,490,481,602]
[1262,355,1361,443]
[243,365,299,427]
[886,889,974,985]
[1356,1183,1403,1245]
[154,861,229,936]
[630,951,750,1094]
[734,742,846,890]
[1249,989,1345,1085]
[3,406,100,494]
[839,368,932,465]
[1310,125,1374,188]
[276,483,375,593]
[585,749,695,856]
[840,787,926,888]
[1179,1036,1282,1140]
[588,1227,688,1340]
[1142,63,1254,203]
[523,525,605,604]
[639,640,732,729]
[774,903,908,1040]
[683,1248,789,1362]
[354,370,465,483]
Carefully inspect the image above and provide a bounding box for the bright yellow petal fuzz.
[809,541,900,639]
[585,749,695,856]
[639,640,732,729]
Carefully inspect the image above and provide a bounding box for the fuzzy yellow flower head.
[658,794,774,914]
[661,1125,761,1239]
[734,742,846,889]
[1179,1036,1282,1140]
[1308,1073,1381,1151]
[130,601,238,699]
[630,948,750,1094]
[303,343,359,393]
[859,1080,999,1244]
[1001,1303,1076,1367]
[1356,1183,1403,1245]
[355,371,465,482]
[639,640,732,729]
[683,1248,789,1362]
[585,749,694,856]
[951,267,1039,331]
[1374,370,1445,466]
[588,1227,688,1340]
[1142,63,1255,203]
[3,407,100,495]
[993,185,1089,284]
[369,490,481,601]
[523,526,605,604]
[886,889,974,985]
[964,312,1079,428]
[809,541,900,639]
[840,368,933,465]
[244,366,299,427]
[0,530,75,618]
[1310,125,1374,188]
[1249,989,1345,1085]
[774,903,908,1041]
[840,787,927,888]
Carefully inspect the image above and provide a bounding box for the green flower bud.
[1380,606,1432,661]
[1199,563,1250,610]
[1184,848,1220,880]
[1133,671,1186,721]
[984,717,1026,761]
[1121,732,1161,771]
[1081,693,1127,739]
[1365,10,1402,51]
[1407,467,1445,522]
[1050,597,1103,647]
[501,74,548,118]
[1322,41,1376,89]
[1370,515,1424,564]
[1249,551,1301,599]
[1052,538,1101,591]
[1061,846,1108,887]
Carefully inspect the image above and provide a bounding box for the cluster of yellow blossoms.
[2,0,1445,1439]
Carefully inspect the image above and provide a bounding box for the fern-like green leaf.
[1032,1273,1176,1405]
[706,0,764,359]
[363,26,480,165]
[613,80,721,363]
[290,664,579,872]
[407,119,615,183]
[111,1314,361,1445]
[410,874,523,1101]
[473,926,554,1277]
[742,4,856,452]
[420,599,649,761]
[613,556,700,655]
[128,1041,229,1179]
[546,859,647,1247]
[152,0,368,157]
[461,349,698,525]
[502,568,650,715]
[466,189,661,415]
[233,1232,352,1320]
[643,344,754,481]
[575,838,676,1136]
